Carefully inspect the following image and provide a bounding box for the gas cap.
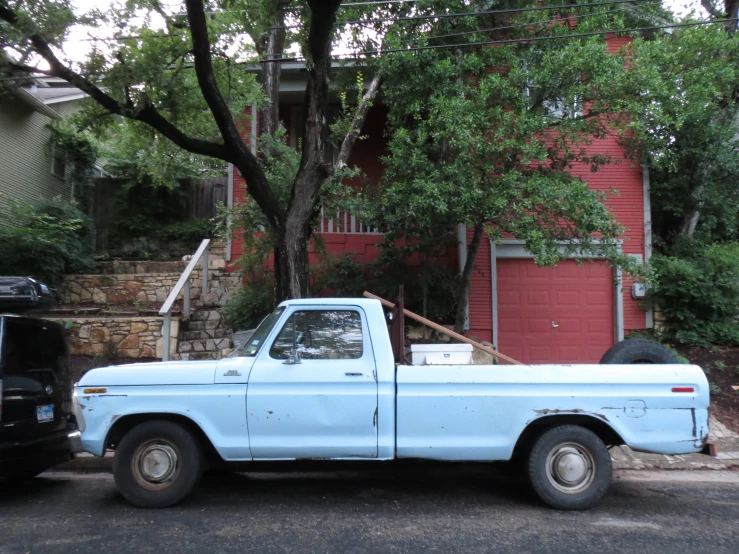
[625,400,646,418]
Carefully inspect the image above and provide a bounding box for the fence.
[89,177,227,258]
[318,207,381,235]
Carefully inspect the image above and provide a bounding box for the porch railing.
[159,238,211,361]
[319,207,381,235]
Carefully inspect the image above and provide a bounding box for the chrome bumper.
[67,430,83,454]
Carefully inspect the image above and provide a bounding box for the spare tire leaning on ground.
[599,338,679,364]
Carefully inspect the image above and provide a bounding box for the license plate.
[37,405,54,422]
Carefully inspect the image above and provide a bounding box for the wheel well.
[105,413,223,463]
[512,415,625,458]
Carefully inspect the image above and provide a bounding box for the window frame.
[51,144,66,180]
[268,307,368,361]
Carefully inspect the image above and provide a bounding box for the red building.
[228,53,652,364]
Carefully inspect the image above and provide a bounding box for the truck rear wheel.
[527,425,612,510]
[113,420,203,508]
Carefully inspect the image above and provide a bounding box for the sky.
[58,0,710,65]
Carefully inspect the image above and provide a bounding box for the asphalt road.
[1,468,738,554]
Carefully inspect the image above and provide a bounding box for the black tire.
[113,420,203,508]
[599,338,678,364]
[527,425,612,510]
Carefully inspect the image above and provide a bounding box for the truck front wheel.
[113,420,203,508]
[527,425,612,510]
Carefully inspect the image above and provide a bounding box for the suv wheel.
[113,420,203,508]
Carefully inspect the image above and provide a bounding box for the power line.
[260,17,739,62]
[392,5,648,45]
[273,0,651,30]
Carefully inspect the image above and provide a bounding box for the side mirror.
[283,349,302,365]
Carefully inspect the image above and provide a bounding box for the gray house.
[0,76,89,226]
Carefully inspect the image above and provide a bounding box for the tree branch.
[184,0,285,226]
[336,73,383,168]
[702,0,724,18]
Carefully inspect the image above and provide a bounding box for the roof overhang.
[12,87,62,120]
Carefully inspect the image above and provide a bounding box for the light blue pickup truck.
[75,298,710,510]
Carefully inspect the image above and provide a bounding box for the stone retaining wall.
[47,316,180,358]
[60,272,211,305]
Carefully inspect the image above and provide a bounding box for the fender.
[77,384,251,460]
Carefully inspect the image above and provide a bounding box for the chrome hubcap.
[132,440,180,490]
[545,442,595,494]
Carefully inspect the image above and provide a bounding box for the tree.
[0,0,384,300]
[374,7,652,332]
[619,24,739,244]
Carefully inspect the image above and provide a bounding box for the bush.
[223,277,274,331]
[153,219,215,246]
[0,199,95,286]
[312,254,459,324]
[652,241,739,347]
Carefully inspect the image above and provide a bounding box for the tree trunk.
[261,3,286,136]
[274,222,311,301]
[454,223,484,334]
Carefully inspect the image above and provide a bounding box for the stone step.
[190,309,223,322]
[173,350,232,361]
[184,319,230,331]
[178,337,232,354]
[182,328,232,341]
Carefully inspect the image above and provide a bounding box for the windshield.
[229,307,285,357]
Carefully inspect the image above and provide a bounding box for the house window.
[51,145,66,179]
[521,60,583,120]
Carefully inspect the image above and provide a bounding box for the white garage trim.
[489,239,625,350]
[226,163,234,262]
[643,164,654,329]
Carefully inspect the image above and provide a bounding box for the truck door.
[246,307,378,459]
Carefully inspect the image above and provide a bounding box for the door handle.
[345,372,363,376]
[552,321,559,328]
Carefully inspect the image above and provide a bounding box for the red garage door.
[497,259,614,364]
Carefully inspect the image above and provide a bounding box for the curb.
[56,452,114,473]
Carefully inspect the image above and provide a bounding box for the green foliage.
[312,254,459,324]
[374,7,647,278]
[0,198,95,286]
[48,124,98,209]
[620,25,739,245]
[152,219,215,246]
[223,277,274,331]
[652,241,739,347]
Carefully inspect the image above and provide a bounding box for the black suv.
[0,315,79,478]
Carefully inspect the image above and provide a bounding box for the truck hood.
[77,360,219,386]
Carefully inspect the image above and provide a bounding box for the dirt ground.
[676,345,739,434]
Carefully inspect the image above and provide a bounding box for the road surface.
[1,468,738,553]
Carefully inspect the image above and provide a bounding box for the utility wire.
[260,17,739,62]
[392,5,648,45]
[272,0,652,30]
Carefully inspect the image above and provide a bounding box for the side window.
[269,310,364,360]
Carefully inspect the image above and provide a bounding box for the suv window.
[270,310,363,360]
[0,318,67,378]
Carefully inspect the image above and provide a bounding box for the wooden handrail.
[363,291,523,365]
